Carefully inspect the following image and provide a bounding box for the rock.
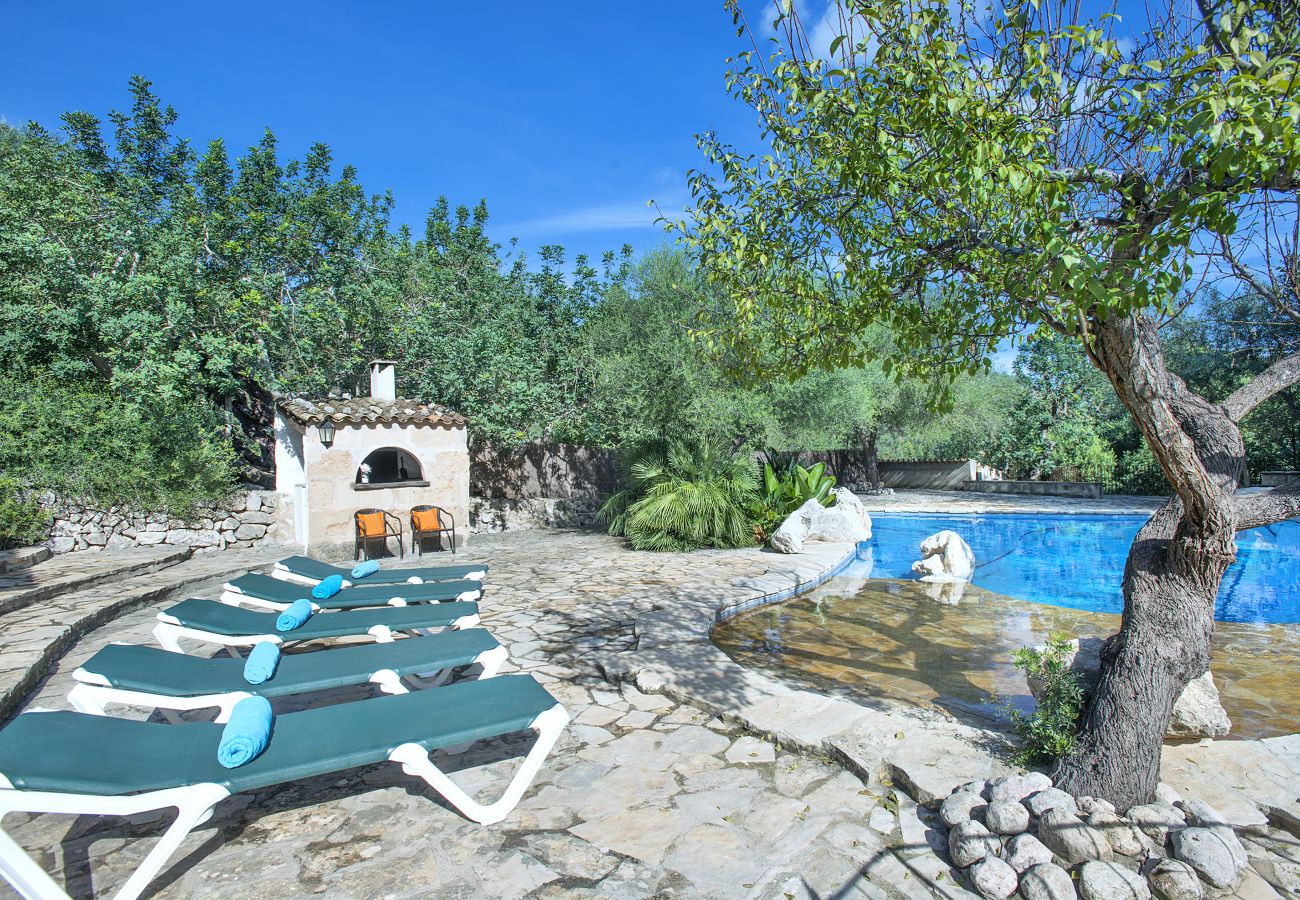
[48,535,75,554]
[1079,860,1151,900]
[769,498,822,554]
[1178,799,1229,830]
[970,856,1019,899]
[987,801,1031,835]
[1167,673,1231,739]
[1154,784,1183,808]
[1143,858,1204,900]
[1026,788,1080,819]
[1020,863,1077,900]
[1127,804,1186,844]
[1038,806,1114,866]
[807,502,872,543]
[1170,826,1246,889]
[1079,796,1118,817]
[1025,638,1229,740]
[821,487,872,535]
[244,493,262,512]
[1005,834,1055,873]
[987,773,1054,804]
[233,523,267,541]
[164,529,221,547]
[942,789,988,827]
[239,510,275,525]
[84,531,108,546]
[1089,811,1147,857]
[949,820,1001,868]
[220,516,240,532]
[134,531,167,545]
[911,530,975,582]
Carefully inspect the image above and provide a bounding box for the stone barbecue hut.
[273,362,470,555]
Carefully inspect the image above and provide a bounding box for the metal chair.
[355,508,404,560]
[411,505,456,555]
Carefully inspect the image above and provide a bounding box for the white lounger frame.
[66,644,510,722]
[271,562,488,587]
[218,582,482,610]
[151,610,482,655]
[0,703,568,900]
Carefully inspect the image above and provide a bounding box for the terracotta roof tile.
[277,397,467,428]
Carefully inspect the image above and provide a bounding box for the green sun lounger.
[273,554,488,586]
[0,675,568,900]
[69,629,508,720]
[220,572,481,611]
[153,598,480,654]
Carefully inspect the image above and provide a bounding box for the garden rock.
[1127,804,1186,844]
[1170,827,1246,889]
[912,530,975,582]
[949,820,1001,868]
[1142,858,1204,900]
[768,498,822,554]
[1005,834,1055,873]
[1020,863,1077,900]
[1079,860,1151,900]
[1038,806,1113,866]
[986,772,1053,804]
[1088,811,1147,857]
[970,856,1019,899]
[1025,638,1229,740]
[807,500,871,543]
[1026,788,1080,818]
[987,801,1031,835]
[820,487,872,538]
[1078,796,1118,817]
[941,788,987,827]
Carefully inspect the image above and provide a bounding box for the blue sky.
[2,2,776,267]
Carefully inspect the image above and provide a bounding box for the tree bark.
[1052,314,1243,809]
[862,427,880,487]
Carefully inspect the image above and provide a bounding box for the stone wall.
[468,497,600,533]
[962,479,1103,500]
[471,441,620,500]
[43,491,281,554]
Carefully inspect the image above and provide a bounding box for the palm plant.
[598,439,758,552]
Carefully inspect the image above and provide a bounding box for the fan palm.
[598,440,758,552]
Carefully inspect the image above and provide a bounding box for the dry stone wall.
[468,497,600,533]
[42,491,281,554]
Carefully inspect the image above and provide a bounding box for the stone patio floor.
[2,490,1297,899]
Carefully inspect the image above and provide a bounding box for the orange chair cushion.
[412,509,443,532]
[357,512,386,538]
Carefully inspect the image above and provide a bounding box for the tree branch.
[1222,352,1300,421]
[1234,482,1300,530]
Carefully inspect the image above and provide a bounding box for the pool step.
[0,545,193,616]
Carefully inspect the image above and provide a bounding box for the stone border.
[596,541,1016,806]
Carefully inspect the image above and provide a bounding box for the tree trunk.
[860,427,880,487]
[1052,314,1244,810]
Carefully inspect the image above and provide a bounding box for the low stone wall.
[963,479,1103,500]
[472,441,620,500]
[1260,470,1300,487]
[468,497,600,533]
[43,491,282,554]
[882,459,1002,490]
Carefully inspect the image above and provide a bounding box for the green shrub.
[0,378,237,515]
[1007,633,1085,765]
[0,477,50,550]
[598,439,758,552]
[749,457,837,539]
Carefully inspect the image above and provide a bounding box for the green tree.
[680,0,1300,805]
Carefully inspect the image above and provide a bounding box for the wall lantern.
[317,419,336,449]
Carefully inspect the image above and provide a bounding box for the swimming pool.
[853,513,1300,624]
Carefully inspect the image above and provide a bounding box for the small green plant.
[598,439,758,552]
[1007,633,1085,765]
[0,477,51,550]
[749,457,837,539]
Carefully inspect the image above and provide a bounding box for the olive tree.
[679,0,1299,806]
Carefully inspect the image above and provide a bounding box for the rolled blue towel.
[243,641,281,684]
[217,695,273,768]
[312,573,344,599]
[351,559,380,579]
[275,598,313,632]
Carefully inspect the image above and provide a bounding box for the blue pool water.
[858,513,1300,624]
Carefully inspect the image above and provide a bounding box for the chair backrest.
[411,506,442,532]
[356,509,387,538]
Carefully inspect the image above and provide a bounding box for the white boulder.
[769,490,872,554]
[911,530,975,582]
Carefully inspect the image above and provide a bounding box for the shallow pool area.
[862,512,1300,624]
[712,573,1300,739]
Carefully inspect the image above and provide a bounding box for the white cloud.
[504,199,666,236]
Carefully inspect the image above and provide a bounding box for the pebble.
[941,788,987,827]
[1026,787,1080,818]
[1078,860,1151,900]
[1019,862,1077,900]
[1127,803,1187,844]
[1142,857,1204,900]
[969,856,1019,900]
[1004,833,1054,873]
[986,772,1053,804]
[1088,810,1147,857]
[1171,826,1246,889]
[1038,806,1114,866]
[949,819,1000,868]
[986,801,1031,835]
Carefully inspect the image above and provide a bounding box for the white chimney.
[370,360,396,401]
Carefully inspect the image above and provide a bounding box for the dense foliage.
[1008,635,1085,765]
[749,457,836,540]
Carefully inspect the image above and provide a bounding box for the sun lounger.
[153,598,480,654]
[0,675,568,900]
[68,629,508,720]
[220,572,481,611]
[272,554,487,586]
